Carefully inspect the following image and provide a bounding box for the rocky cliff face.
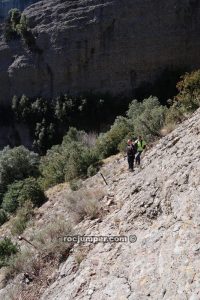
[1,0,200,104]
[0,109,199,299]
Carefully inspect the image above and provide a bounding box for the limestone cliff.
[1,0,200,104]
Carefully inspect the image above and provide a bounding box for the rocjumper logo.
[58,235,137,244]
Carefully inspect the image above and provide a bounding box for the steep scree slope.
[39,109,200,299]
[1,0,200,103]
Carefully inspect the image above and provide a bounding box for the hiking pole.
[100,172,108,185]
[18,236,38,250]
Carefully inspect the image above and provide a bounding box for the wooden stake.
[100,172,108,185]
[18,236,38,250]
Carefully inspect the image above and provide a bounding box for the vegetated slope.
[1,0,200,103]
[41,109,200,299]
[0,108,199,299]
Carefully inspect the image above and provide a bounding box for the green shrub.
[4,9,21,41]
[126,99,143,119]
[11,201,34,235]
[18,177,46,207]
[0,146,39,203]
[95,96,167,157]
[2,177,46,214]
[40,128,99,188]
[87,160,102,177]
[4,9,34,48]
[0,238,18,268]
[11,216,27,236]
[12,93,128,154]
[87,164,99,177]
[2,185,19,213]
[94,96,168,157]
[64,146,99,182]
[40,97,168,186]
[39,145,66,189]
[0,209,8,226]
[127,96,167,140]
[96,116,134,158]
[164,70,200,126]
[164,102,184,125]
[175,70,200,112]
[7,249,34,278]
[69,179,83,191]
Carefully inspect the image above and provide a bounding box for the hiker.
[135,136,146,166]
[126,139,136,171]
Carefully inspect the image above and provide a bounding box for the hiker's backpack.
[127,145,135,156]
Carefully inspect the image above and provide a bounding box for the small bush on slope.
[95,116,134,158]
[0,146,39,203]
[2,177,46,214]
[11,201,34,235]
[127,96,167,140]
[0,238,18,268]
[0,209,8,226]
[176,70,200,112]
[65,188,105,222]
[40,128,99,189]
[165,70,200,125]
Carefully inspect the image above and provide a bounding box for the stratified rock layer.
[1,0,200,103]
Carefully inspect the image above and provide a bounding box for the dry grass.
[7,249,40,278]
[6,257,60,300]
[3,217,74,299]
[5,218,72,281]
[45,182,69,198]
[11,201,34,236]
[4,285,23,300]
[74,246,88,265]
[33,218,73,262]
[65,187,106,223]
[160,123,177,136]
[102,153,122,164]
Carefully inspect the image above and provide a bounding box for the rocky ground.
[0,109,200,299]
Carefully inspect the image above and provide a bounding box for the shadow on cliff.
[134,67,187,105]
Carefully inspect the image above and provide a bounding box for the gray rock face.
[1,0,200,103]
[39,109,200,300]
